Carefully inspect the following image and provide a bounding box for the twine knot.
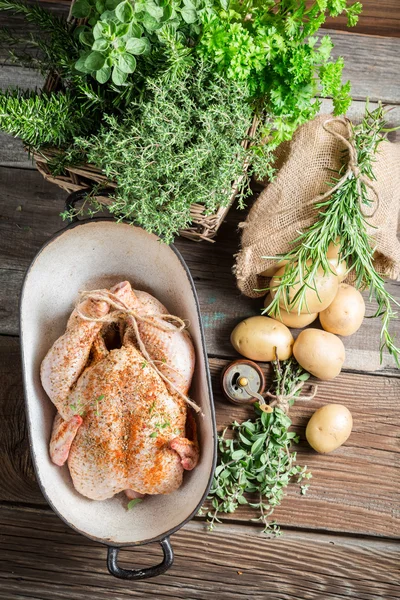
[76,289,202,414]
[318,116,380,218]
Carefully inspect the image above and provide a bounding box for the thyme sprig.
[205,358,312,536]
[263,105,400,366]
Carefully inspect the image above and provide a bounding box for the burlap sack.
[235,114,400,298]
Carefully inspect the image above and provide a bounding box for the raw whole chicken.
[40,281,199,501]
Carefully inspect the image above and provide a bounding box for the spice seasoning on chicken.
[41,281,200,504]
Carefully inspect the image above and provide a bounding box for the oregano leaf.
[125,36,150,55]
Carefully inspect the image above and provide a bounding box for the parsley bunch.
[205,358,312,535]
[198,0,362,147]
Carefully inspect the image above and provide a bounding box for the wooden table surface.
[1,2,400,599]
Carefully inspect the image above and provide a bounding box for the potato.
[328,258,347,283]
[231,316,293,362]
[293,329,345,380]
[320,283,365,337]
[259,260,289,278]
[306,404,353,453]
[270,260,339,314]
[326,237,341,260]
[264,294,318,328]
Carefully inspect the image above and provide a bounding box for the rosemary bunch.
[0,89,98,148]
[205,358,312,536]
[264,105,400,366]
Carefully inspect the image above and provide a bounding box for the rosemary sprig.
[264,105,400,366]
[204,358,312,536]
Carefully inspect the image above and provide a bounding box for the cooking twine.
[306,116,380,218]
[264,352,318,415]
[76,289,201,414]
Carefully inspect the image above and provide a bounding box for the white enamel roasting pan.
[20,215,216,580]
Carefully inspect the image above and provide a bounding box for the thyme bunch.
[205,358,312,536]
[67,64,274,242]
[264,105,400,366]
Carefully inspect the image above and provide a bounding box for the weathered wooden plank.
[0,506,399,600]
[324,30,400,104]
[0,166,399,373]
[324,0,400,38]
[1,334,399,536]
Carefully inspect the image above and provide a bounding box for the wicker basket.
[32,2,258,242]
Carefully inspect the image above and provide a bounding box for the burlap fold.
[235,114,400,298]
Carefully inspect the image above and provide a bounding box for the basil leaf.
[72,0,92,19]
[181,6,197,23]
[116,0,134,22]
[96,65,111,83]
[238,432,252,446]
[118,52,137,73]
[106,0,121,8]
[220,0,229,10]
[85,51,106,71]
[92,38,109,52]
[125,37,150,55]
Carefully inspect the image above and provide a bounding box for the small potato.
[264,294,318,328]
[320,283,365,337]
[328,258,347,283]
[306,404,353,453]
[326,237,341,260]
[293,328,345,380]
[270,260,339,314]
[231,316,293,362]
[259,260,289,278]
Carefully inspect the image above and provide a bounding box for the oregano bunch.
[73,0,217,85]
[205,358,312,535]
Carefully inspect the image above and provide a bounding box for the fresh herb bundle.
[0,0,362,242]
[65,65,272,242]
[71,0,213,85]
[198,0,362,148]
[205,358,312,535]
[264,105,400,365]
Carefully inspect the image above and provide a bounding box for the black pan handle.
[65,187,114,223]
[107,537,174,580]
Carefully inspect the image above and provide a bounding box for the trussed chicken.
[41,281,199,501]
